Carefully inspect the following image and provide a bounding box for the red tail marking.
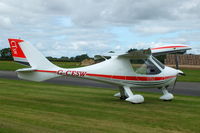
[8,39,26,58]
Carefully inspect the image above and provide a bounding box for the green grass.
[0,61,80,70]
[0,61,200,82]
[0,61,26,71]
[177,69,200,82]
[0,78,200,133]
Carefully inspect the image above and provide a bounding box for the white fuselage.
[52,56,179,89]
[8,38,190,103]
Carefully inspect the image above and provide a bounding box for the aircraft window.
[152,56,165,69]
[130,59,161,75]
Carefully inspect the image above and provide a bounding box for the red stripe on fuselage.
[86,73,176,81]
[34,70,57,73]
[151,46,187,50]
[35,70,176,81]
[86,73,112,78]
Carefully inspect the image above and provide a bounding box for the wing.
[118,48,151,59]
[94,44,191,60]
[94,49,151,60]
[151,44,191,56]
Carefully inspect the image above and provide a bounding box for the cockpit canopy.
[130,56,165,75]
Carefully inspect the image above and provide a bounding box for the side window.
[130,58,161,75]
[130,59,146,74]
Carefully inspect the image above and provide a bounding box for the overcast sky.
[0,0,200,57]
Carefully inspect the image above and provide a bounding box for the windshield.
[130,58,161,75]
[152,56,165,69]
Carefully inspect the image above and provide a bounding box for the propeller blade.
[175,54,179,69]
[171,76,178,93]
[172,70,185,92]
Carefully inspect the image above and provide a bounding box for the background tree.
[0,48,12,60]
[127,48,167,63]
[74,54,90,62]
[127,48,138,53]
[59,56,69,62]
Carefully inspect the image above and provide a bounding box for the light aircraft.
[8,39,191,103]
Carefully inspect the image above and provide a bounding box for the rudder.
[8,39,30,66]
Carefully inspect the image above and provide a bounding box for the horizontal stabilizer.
[16,70,60,82]
[16,68,37,72]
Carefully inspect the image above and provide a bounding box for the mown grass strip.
[0,61,80,71]
[0,78,200,133]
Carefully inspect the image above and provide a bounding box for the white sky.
[0,0,200,57]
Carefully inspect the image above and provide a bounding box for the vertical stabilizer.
[8,39,60,81]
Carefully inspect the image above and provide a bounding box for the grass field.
[0,61,200,82]
[177,69,200,82]
[0,61,80,70]
[0,78,200,133]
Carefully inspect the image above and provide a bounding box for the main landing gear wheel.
[114,86,144,104]
[114,86,127,100]
[160,87,174,101]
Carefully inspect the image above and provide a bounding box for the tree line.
[0,48,91,62]
[0,47,168,63]
[128,48,166,63]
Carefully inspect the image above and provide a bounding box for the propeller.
[171,76,178,92]
[175,53,179,69]
[174,50,187,70]
[171,70,185,92]
[172,51,185,91]
[171,50,187,91]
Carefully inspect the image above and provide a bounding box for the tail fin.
[8,39,30,66]
[8,38,58,69]
[8,39,60,81]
